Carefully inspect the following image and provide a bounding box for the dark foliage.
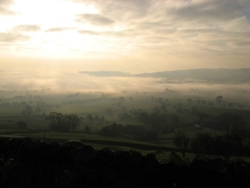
[16,121,27,129]
[84,125,91,133]
[86,114,94,121]
[0,137,250,188]
[46,112,80,132]
[217,113,246,131]
[191,132,246,160]
[173,131,190,158]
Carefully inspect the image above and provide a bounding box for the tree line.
[45,112,80,132]
[173,130,250,160]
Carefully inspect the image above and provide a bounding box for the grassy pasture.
[0,90,249,160]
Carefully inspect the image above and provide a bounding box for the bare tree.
[173,130,190,159]
[216,96,223,103]
[22,104,33,120]
[66,114,81,132]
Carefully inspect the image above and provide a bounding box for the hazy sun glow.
[11,0,98,26]
[4,0,106,58]
[0,0,249,72]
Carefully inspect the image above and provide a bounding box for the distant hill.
[135,68,250,83]
[79,69,250,83]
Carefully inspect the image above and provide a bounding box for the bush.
[191,133,213,154]
[84,125,91,133]
[16,121,27,129]
[99,123,124,137]
[191,132,245,160]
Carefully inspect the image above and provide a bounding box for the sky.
[0,0,250,73]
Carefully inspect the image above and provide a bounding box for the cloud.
[74,0,153,20]
[234,40,250,46]
[0,0,13,6]
[0,0,13,4]
[0,0,15,15]
[76,13,114,25]
[78,29,99,35]
[74,0,249,26]
[167,0,250,23]
[67,0,250,65]
[0,6,15,15]
[0,32,29,42]
[12,25,41,32]
[78,28,141,38]
[223,16,250,32]
[45,27,74,32]
[0,25,39,44]
[0,0,249,70]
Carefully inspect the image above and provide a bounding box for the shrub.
[16,121,27,129]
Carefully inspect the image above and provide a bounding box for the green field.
[0,89,249,161]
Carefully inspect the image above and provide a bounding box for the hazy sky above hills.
[0,0,250,73]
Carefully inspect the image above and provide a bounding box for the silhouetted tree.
[94,115,100,121]
[173,130,190,158]
[66,114,81,132]
[106,108,113,116]
[35,105,41,113]
[119,97,125,102]
[119,113,133,122]
[101,116,105,121]
[191,132,213,154]
[99,123,124,137]
[101,116,105,127]
[86,114,94,122]
[218,113,246,131]
[16,121,27,129]
[84,125,90,133]
[46,112,70,132]
[216,96,223,103]
[191,106,199,114]
[22,104,33,120]
[137,112,149,125]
